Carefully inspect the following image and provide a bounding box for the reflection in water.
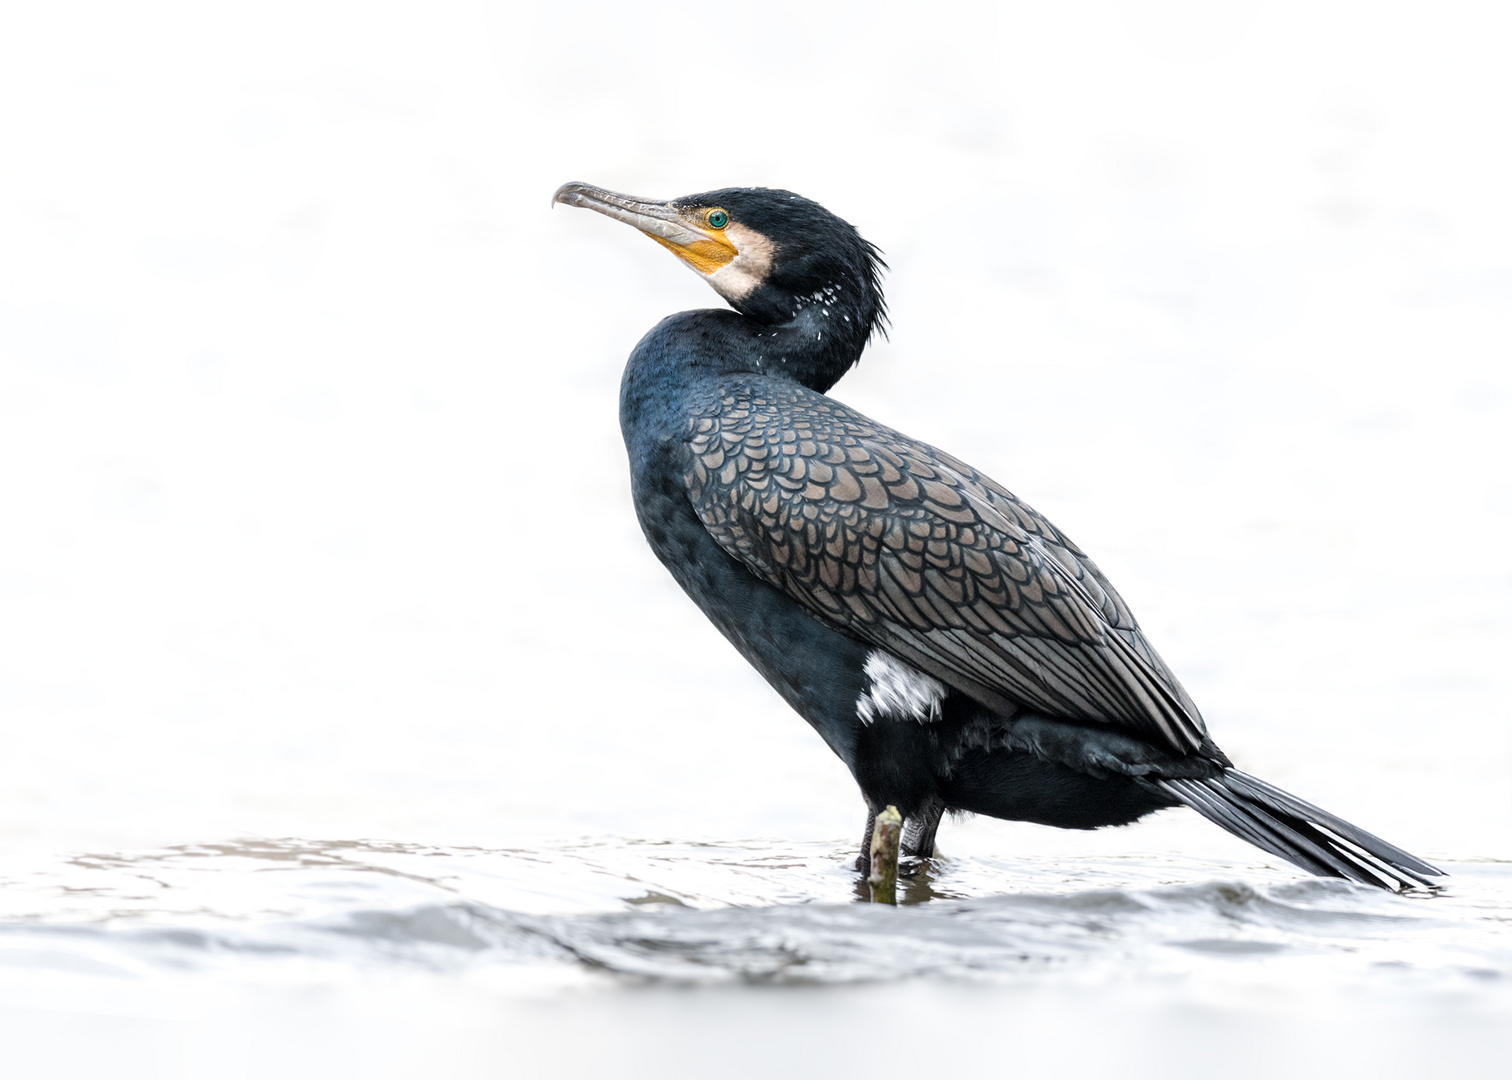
[898,858,963,905]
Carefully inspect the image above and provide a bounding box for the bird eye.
[707,209,729,229]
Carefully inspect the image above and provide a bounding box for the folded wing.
[683,377,1211,756]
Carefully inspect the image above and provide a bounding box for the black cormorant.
[553,181,1441,891]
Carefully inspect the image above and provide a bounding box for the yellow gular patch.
[641,222,738,275]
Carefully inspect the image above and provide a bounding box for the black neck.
[729,274,880,393]
[737,304,869,394]
[618,306,850,454]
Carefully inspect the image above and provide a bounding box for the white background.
[5,2,1512,1074]
[1,0,1509,938]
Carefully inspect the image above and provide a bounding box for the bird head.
[553,182,887,347]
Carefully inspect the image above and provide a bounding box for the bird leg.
[902,797,944,859]
[857,798,943,873]
[867,806,903,905]
[855,806,877,873]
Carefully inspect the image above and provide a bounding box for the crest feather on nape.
[858,233,890,344]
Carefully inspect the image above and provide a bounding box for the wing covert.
[682,377,1208,755]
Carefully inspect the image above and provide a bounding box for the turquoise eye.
[707,209,729,229]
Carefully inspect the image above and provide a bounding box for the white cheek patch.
[857,650,946,726]
[705,223,776,303]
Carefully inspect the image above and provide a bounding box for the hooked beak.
[552,181,737,275]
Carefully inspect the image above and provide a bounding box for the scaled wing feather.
[681,377,1209,754]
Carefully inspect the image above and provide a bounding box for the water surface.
[3,838,1510,1077]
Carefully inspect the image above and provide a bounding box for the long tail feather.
[1155,770,1445,892]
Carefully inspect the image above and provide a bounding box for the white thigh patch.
[857,650,946,726]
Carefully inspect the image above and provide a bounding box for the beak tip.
[552,181,587,210]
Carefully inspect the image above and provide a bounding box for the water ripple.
[0,839,1507,994]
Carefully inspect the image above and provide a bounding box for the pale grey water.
[3,840,1512,1076]
[4,840,1510,985]
[4,2,1512,1076]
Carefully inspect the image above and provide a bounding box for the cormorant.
[553,181,1441,891]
